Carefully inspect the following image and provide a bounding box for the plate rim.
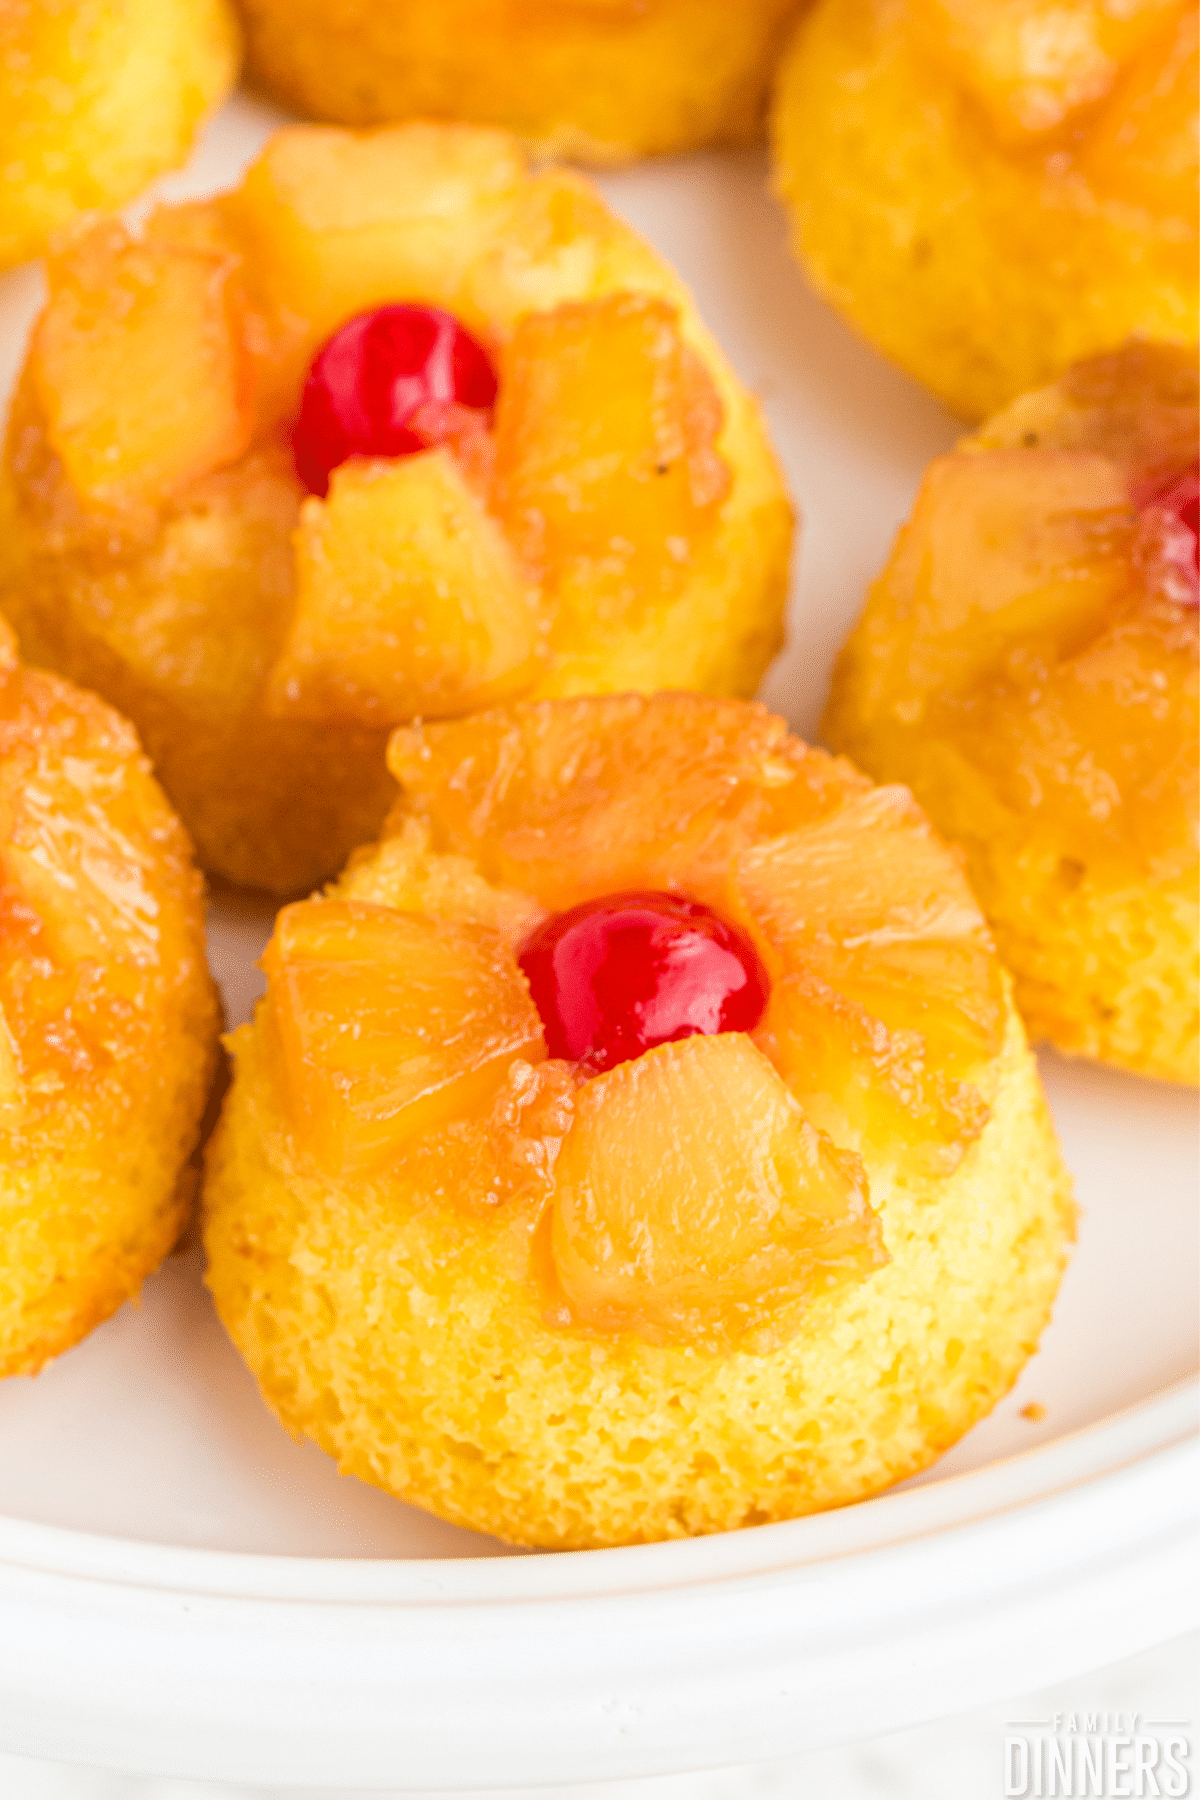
[0,1379,1194,1788]
[0,1374,1193,1596]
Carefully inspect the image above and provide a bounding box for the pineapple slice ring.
[0,0,240,271]
[0,619,220,1378]
[202,693,1074,1550]
[234,0,803,165]
[0,122,792,897]
[771,0,1198,419]
[824,342,1199,1086]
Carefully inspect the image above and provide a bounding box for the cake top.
[252,693,1009,1351]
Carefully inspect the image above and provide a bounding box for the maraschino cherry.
[1135,460,1199,607]
[518,892,769,1076]
[293,304,498,497]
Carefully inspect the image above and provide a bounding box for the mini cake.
[0,619,219,1378]
[771,0,1198,418]
[0,123,792,896]
[235,0,803,163]
[0,0,240,270]
[824,342,1198,1084]
[203,692,1073,1549]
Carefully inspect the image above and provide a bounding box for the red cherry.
[293,304,498,497]
[518,891,770,1076]
[1135,460,1199,607]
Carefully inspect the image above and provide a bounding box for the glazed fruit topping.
[293,303,498,497]
[548,1032,885,1348]
[518,891,769,1076]
[1136,460,1199,607]
[264,899,544,1176]
[32,225,255,506]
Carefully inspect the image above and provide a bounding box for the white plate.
[0,93,1195,1791]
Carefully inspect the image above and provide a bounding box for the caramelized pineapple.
[267,452,541,725]
[263,897,545,1177]
[734,786,1005,1171]
[492,294,729,630]
[204,691,1072,1548]
[1079,7,1199,218]
[458,170,663,333]
[2,122,790,893]
[31,225,255,509]
[912,0,1181,142]
[337,815,546,946]
[387,692,853,908]
[935,597,1198,873]
[849,450,1134,716]
[0,621,218,1377]
[226,123,526,405]
[732,782,987,954]
[548,1032,882,1349]
[386,694,1008,1178]
[825,343,1199,1082]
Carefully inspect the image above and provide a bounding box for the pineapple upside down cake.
[234,0,805,164]
[0,620,219,1378]
[202,693,1074,1549]
[0,122,792,897]
[772,0,1198,418]
[824,342,1199,1085]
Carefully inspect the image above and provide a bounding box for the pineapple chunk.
[387,693,853,908]
[459,170,667,334]
[548,1032,884,1348]
[912,0,1181,140]
[337,816,546,947]
[491,293,729,625]
[266,450,541,726]
[0,618,16,685]
[853,448,1134,720]
[228,124,524,366]
[733,784,988,958]
[732,787,1005,1171]
[0,659,201,1094]
[483,1055,576,1208]
[0,1006,20,1111]
[263,899,545,1176]
[939,600,1200,868]
[31,224,255,508]
[144,199,237,260]
[0,677,163,975]
[1080,7,1198,219]
[755,972,992,1178]
[825,938,1008,1082]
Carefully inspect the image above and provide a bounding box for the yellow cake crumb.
[0,0,240,269]
[235,0,803,164]
[772,0,1197,418]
